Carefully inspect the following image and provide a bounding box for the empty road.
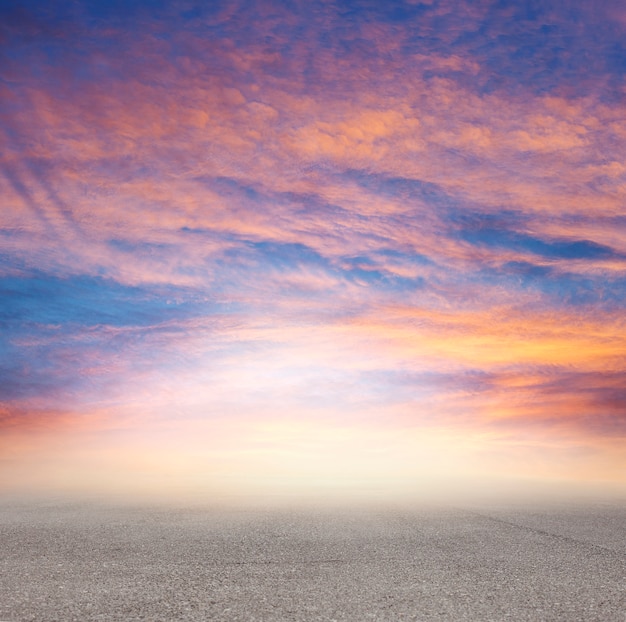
[0,501,624,621]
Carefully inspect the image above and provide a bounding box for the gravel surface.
[0,501,624,621]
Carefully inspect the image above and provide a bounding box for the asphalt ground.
[0,501,624,621]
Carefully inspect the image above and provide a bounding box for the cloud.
[1,0,625,496]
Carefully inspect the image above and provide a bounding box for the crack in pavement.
[461,509,626,559]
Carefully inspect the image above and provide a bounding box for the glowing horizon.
[1,0,625,505]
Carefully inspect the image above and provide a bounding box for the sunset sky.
[1,0,625,504]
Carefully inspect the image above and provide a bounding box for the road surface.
[0,501,624,621]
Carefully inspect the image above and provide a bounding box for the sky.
[1,0,625,505]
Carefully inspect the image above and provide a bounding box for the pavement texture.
[0,501,624,621]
